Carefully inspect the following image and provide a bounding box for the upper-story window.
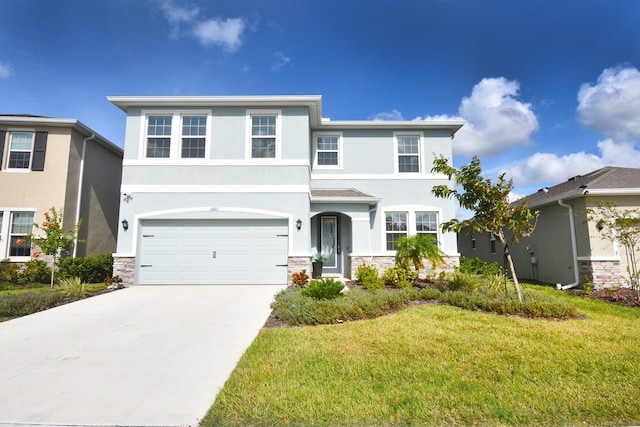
[251,115,276,158]
[143,112,210,160]
[395,134,421,173]
[313,133,342,169]
[181,115,207,158]
[146,115,172,158]
[8,132,34,169]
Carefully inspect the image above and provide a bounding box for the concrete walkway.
[0,285,285,426]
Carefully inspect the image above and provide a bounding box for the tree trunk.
[50,253,56,288]
[500,237,523,302]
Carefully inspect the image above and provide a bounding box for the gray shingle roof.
[523,166,640,207]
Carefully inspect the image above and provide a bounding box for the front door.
[319,215,340,275]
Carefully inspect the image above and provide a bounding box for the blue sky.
[1,0,640,198]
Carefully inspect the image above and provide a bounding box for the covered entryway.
[137,219,288,285]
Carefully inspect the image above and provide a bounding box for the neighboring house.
[108,95,464,286]
[0,115,123,262]
[458,166,640,289]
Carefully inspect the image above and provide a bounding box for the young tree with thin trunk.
[431,156,539,302]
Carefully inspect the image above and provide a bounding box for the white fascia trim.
[120,184,310,193]
[311,173,447,180]
[122,159,309,166]
[576,256,621,261]
[112,253,135,258]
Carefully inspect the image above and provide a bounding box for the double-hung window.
[416,211,438,244]
[385,212,408,250]
[146,115,172,158]
[8,132,34,169]
[314,134,341,168]
[181,115,207,158]
[396,134,421,173]
[9,212,34,257]
[250,113,278,159]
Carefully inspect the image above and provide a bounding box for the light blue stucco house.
[107,95,464,286]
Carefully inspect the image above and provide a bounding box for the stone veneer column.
[112,256,135,287]
[579,259,623,289]
[288,256,312,285]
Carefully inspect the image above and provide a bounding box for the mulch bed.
[576,288,640,308]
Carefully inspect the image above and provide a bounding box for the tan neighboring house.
[0,115,123,262]
[457,166,640,290]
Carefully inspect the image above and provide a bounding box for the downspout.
[73,133,95,257]
[556,199,580,290]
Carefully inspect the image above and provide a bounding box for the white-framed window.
[385,212,408,250]
[246,110,281,160]
[0,209,35,259]
[146,115,172,158]
[181,115,207,158]
[141,110,211,161]
[384,207,441,252]
[7,132,34,169]
[313,133,342,169]
[394,133,421,173]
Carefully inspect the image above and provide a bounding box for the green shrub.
[459,257,505,276]
[272,287,438,325]
[301,277,345,300]
[482,272,512,293]
[0,259,20,284]
[18,260,52,285]
[356,263,383,292]
[0,290,65,318]
[58,277,85,299]
[57,253,113,283]
[382,265,418,289]
[446,271,482,292]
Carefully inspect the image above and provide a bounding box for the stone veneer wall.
[287,256,312,285]
[579,259,624,289]
[349,255,459,280]
[113,256,136,287]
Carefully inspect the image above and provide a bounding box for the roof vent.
[567,175,582,181]
[538,187,549,193]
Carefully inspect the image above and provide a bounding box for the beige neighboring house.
[0,115,123,262]
[457,166,640,290]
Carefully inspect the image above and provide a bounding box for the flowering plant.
[25,207,83,287]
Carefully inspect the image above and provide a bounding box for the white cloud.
[369,109,405,121]
[577,66,640,141]
[193,17,245,51]
[0,62,13,79]
[500,138,640,187]
[158,0,246,52]
[271,51,290,71]
[453,77,539,157]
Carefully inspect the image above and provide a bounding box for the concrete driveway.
[0,285,285,427]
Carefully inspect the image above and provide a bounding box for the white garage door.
[137,219,288,285]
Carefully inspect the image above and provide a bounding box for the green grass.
[202,284,640,426]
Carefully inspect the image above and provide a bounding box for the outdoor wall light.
[296,218,302,230]
[121,219,129,231]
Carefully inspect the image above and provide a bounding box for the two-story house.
[0,115,123,262]
[107,96,464,286]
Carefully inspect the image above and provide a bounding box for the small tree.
[585,201,640,300]
[25,207,83,288]
[395,234,445,272]
[431,156,539,302]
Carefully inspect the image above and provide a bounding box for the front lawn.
[202,284,640,426]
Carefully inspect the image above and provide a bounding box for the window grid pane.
[8,152,31,169]
[10,132,33,150]
[316,136,339,166]
[10,212,34,257]
[8,132,33,169]
[317,136,338,151]
[182,116,206,136]
[147,116,172,136]
[416,212,438,232]
[252,138,276,158]
[181,138,206,158]
[398,155,419,173]
[397,136,419,154]
[252,115,276,136]
[386,212,408,250]
[146,138,171,158]
[318,152,338,165]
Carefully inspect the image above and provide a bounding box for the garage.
[137,219,289,285]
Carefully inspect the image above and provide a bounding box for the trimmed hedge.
[57,253,113,283]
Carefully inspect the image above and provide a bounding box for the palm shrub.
[58,276,85,299]
[356,263,383,292]
[446,271,482,292]
[301,277,344,300]
[395,234,445,273]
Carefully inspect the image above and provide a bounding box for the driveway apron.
[0,285,284,426]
